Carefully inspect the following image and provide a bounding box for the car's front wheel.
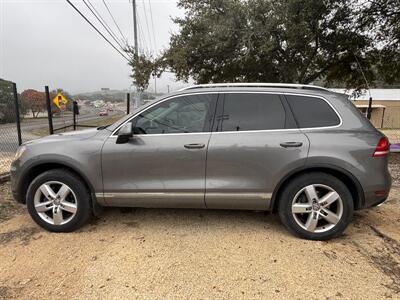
[278,172,354,240]
[26,169,92,232]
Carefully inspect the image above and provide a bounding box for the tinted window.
[133,94,215,134]
[286,95,340,128]
[215,93,285,131]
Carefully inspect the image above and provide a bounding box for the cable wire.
[83,0,126,52]
[148,0,157,54]
[137,13,149,55]
[102,0,128,45]
[141,0,153,53]
[65,0,129,61]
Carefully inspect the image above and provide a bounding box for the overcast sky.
[0,0,189,94]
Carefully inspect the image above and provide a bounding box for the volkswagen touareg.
[10,83,391,240]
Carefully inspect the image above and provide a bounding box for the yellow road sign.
[53,92,68,108]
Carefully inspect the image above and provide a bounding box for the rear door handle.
[280,142,303,148]
[184,143,205,149]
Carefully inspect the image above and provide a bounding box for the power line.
[65,0,129,61]
[137,13,149,55]
[102,0,128,45]
[141,1,153,53]
[83,0,126,52]
[148,0,157,54]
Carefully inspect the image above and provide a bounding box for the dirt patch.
[0,227,39,246]
[0,183,25,222]
[0,285,23,300]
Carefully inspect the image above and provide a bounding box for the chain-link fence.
[0,79,21,175]
[0,83,156,175]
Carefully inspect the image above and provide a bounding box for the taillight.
[373,137,390,157]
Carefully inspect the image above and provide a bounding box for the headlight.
[14,145,27,160]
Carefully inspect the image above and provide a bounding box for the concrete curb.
[0,173,10,183]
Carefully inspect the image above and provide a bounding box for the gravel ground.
[0,155,399,299]
[389,154,400,187]
[382,129,400,144]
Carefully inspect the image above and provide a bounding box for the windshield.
[105,94,175,132]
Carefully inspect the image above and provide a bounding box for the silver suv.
[10,83,391,240]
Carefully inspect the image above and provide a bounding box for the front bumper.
[10,161,24,203]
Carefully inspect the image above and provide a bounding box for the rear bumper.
[361,172,392,209]
[363,194,389,208]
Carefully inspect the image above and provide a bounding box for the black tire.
[26,169,92,232]
[278,172,354,240]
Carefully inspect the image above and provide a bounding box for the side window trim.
[204,93,219,132]
[212,93,225,132]
[111,92,342,136]
[278,94,298,129]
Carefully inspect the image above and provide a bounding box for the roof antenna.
[354,54,373,120]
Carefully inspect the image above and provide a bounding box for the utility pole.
[167,85,170,93]
[154,76,157,95]
[132,0,138,56]
[131,0,140,107]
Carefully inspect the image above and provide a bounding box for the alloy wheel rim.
[33,181,78,225]
[291,184,343,233]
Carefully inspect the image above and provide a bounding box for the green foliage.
[359,0,400,84]
[126,46,161,92]
[0,78,26,124]
[128,0,399,89]
[164,0,375,87]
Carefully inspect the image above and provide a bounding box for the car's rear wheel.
[278,172,353,240]
[26,169,92,232]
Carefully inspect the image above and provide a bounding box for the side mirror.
[116,122,133,144]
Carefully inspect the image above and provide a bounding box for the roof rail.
[179,83,330,92]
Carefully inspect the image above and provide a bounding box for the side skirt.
[95,192,272,210]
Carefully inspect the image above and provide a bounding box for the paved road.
[0,108,123,155]
[0,106,124,174]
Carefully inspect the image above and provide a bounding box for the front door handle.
[184,143,205,149]
[280,142,303,148]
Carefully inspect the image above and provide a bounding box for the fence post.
[367,96,373,120]
[45,86,54,135]
[12,83,22,146]
[127,93,130,114]
[73,107,76,130]
[72,101,79,130]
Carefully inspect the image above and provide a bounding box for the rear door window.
[215,93,286,131]
[286,95,340,128]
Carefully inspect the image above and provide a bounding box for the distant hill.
[73,90,163,103]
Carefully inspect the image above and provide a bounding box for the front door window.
[134,94,216,134]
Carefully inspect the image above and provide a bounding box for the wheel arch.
[271,164,365,212]
[17,160,96,205]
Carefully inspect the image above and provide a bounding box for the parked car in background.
[99,110,108,116]
[10,83,391,240]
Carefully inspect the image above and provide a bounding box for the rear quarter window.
[286,95,340,128]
